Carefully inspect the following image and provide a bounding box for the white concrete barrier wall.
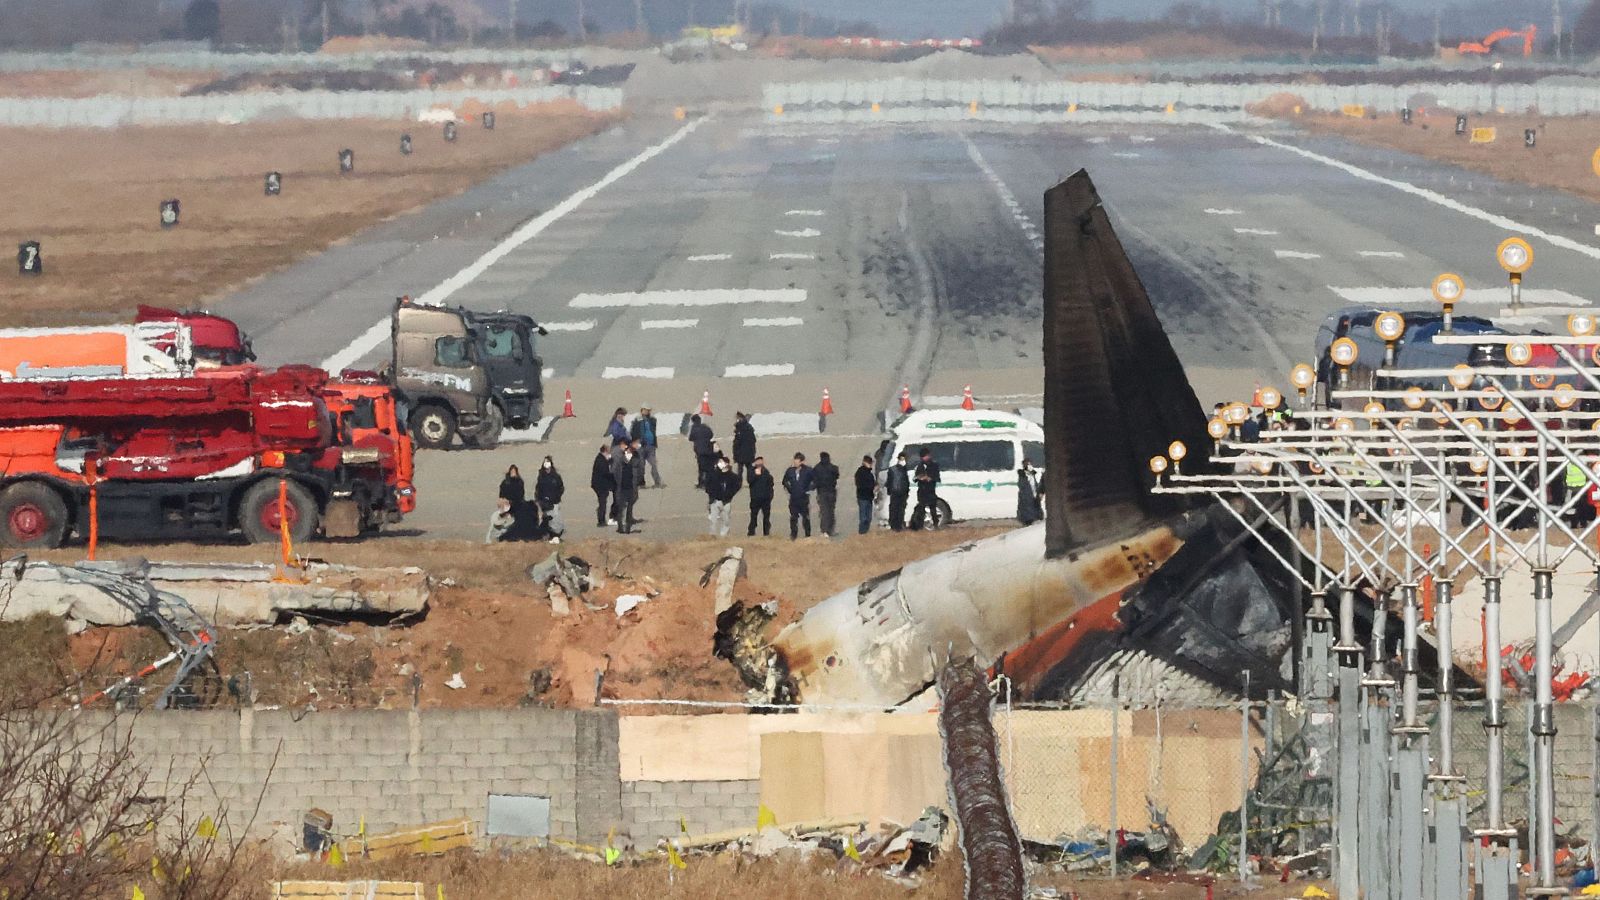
[0,85,623,128]
[764,79,1600,116]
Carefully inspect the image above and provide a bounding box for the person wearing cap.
[629,405,664,489]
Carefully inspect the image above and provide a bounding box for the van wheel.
[410,404,457,449]
[910,500,954,531]
[462,404,504,450]
[238,479,318,545]
[0,482,69,549]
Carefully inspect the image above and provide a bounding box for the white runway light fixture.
[1568,312,1597,337]
[1497,237,1533,311]
[1375,310,1406,366]
[1290,363,1317,407]
[1506,341,1534,367]
[1448,364,1476,391]
[1433,273,1464,333]
[1330,337,1359,390]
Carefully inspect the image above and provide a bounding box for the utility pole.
[1313,0,1325,51]
[281,12,297,51]
[1554,0,1565,60]
[576,0,588,41]
[634,0,645,35]
[509,0,518,36]
[1352,0,1362,37]
[1433,6,1442,55]
[320,0,331,47]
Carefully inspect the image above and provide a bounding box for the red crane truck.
[0,365,382,548]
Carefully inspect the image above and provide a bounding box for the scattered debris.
[526,553,602,601]
[444,673,466,690]
[271,880,427,899]
[699,547,747,615]
[340,817,474,861]
[614,594,648,618]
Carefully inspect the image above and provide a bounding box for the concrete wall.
[623,780,763,839]
[94,707,618,850]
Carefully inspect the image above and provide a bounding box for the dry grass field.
[0,102,617,327]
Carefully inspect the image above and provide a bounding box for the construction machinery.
[1458,25,1537,57]
[0,365,386,548]
[390,297,546,449]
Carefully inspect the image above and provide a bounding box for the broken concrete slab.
[0,556,429,630]
[713,547,746,615]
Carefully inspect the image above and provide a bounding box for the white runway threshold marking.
[1234,227,1279,236]
[603,366,675,379]
[724,364,795,377]
[770,252,817,260]
[641,318,699,329]
[785,209,826,216]
[319,117,708,373]
[1275,250,1322,260]
[1329,286,1592,307]
[1247,134,1600,263]
[1205,208,1242,215]
[743,316,803,327]
[571,289,805,308]
[539,320,596,332]
[775,228,822,238]
[688,253,732,262]
[1359,250,1406,259]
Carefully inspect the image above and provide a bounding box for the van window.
[953,440,1016,471]
[1022,441,1045,468]
[482,325,524,362]
[435,336,471,368]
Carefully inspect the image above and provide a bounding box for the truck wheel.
[463,403,504,450]
[238,479,318,545]
[0,482,69,549]
[410,404,457,449]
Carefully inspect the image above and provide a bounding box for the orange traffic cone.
[699,391,713,416]
[562,389,575,418]
[900,385,912,414]
[960,385,975,411]
[1250,382,1263,407]
[820,388,835,416]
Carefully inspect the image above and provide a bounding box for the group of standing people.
[488,458,565,543]
[490,405,1046,543]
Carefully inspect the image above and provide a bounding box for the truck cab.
[391,299,544,450]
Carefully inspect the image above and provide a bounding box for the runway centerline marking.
[785,210,826,216]
[744,317,803,327]
[319,116,709,373]
[1234,227,1279,236]
[571,289,806,308]
[1247,133,1600,263]
[1359,250,1406,259]
[688,253,732,262]
[724,364,796,377]
[1205,208,1243,215]
[540,320,596,332]
[603,366,675,379]
[641,318,699,330]
[1275,250,1322,260]
[770,252,817,260]
[775,228,821,238]
[959,132,1044,254]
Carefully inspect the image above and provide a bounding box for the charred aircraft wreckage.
[718,171,1313,708]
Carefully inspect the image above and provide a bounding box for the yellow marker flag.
[149,856,166,883]
[844,836,862,862]
[437,886,446,900]
[604,847,621,866]
[359,816,366,837]
[1581,886,1600,897]
[420,833,435,853]
[1302,888,1332,899]
[678,815,689,835]
[756,804,777,831]
[328,843,345,867]
[665,842,687,871]
[132,887,146,900]
[195,816,217,839]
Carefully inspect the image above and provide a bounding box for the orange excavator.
[1459,24,1537,56]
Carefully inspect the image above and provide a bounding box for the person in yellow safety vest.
[1566,461,1597,526]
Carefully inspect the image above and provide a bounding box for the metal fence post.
[1110,673,1120,880]
[1240,669,1251,883]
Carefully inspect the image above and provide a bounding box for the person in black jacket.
[732,412,757,481]
[812,451,840,537]
[912,446,942,530]
[884,452,910,532]
[782,452,814,540]
[499,500,550,542]
[1017,458,1044,525]
[498,465,525,505]
[855,455,878,535]
[613,444,641,534]
[590,444,616,527]
[706,457,741,536]
[535,456,565,539]
[688,414,715,488]
[746,457,774,537]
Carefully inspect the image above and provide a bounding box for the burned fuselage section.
[717,169,1301,708]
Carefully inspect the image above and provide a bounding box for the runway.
[211,110,1600,539]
